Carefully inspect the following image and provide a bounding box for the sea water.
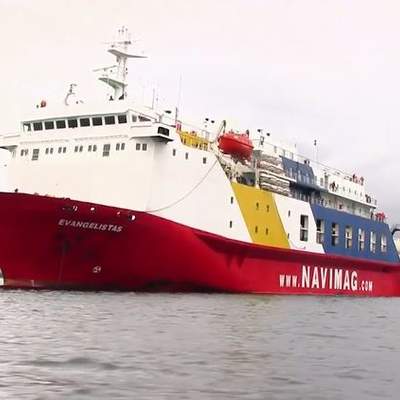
[1,291,399,399]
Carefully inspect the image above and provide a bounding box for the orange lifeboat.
[218,131,254,161]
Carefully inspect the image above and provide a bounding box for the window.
[45,148,49,154]
[116,143,120,151]
[381,235,387,253]
[230,197,234,204]
[74,146,78,153]
[229,221,233,228]
[56,120,66,129]
[104,115,115,125]
[68,119,78,128]
[88,145,92,152]
[157,126,170,136]
[93,145,97,152]
[33,122,43,131]
[132,114,137,122]
[288,210,291,217]
[300,215,309,242]
[265,228,269,235]
[256,202,259,210]
[118,114,127,124]
[44,121,54,130]
[185,152,188,159]
[32,148,39,161]
[358,228,365,251]
[142,143,148,151]
[139,115,150,122]
[345,226,353,249]
[92,117,103,126]
[23,123,31,132]
[79,146,83,152]
[370,231,376,253]
[50,148,53,154]
[80,118,90,127]
[266,205,270,212]
[172,149,176,156]
[316,219,324,244]
[103,144,111,157]
[255,226,258,234]
[121,143,125,150]
[58,147,63,154]
[63,147,66,153]
[331,223,339,246]
[136,143,141,151]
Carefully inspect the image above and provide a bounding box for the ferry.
[0,27,399,295]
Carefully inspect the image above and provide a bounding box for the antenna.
[96,27,147,100]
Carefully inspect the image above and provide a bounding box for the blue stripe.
[311,204,399,263]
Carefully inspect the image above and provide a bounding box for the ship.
[0,27,399,296]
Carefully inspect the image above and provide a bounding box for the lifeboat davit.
[218,131,254,160]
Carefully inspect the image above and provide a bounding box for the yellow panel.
[231,183,289,248]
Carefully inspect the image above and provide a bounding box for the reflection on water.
[0,291,399,399]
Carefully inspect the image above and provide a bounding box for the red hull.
[0,192,400,296]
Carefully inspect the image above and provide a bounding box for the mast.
[98,27,147,100]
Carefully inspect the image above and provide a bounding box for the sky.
[1,0,400,221]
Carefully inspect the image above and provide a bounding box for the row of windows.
[299,216,388,253]
[23,113,152,132]
[21,142,130,161]
[172,148,207,164]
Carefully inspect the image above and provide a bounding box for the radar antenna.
[97,26,147,100]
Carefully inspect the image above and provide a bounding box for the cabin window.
[118,114,127,124]
[300,215,308,242]
[142,143,148,151]
[331,223,339,246]
[265,228,269,235]
[157,126,170,136]
[104,115,115,125]
[132,114,137,122]
[288,210,291,217]
[93,145,97,152]
[44,121,54,130]
[229,221,233,228]
[68,119,78,128]
[32,148,39,161]
[79,146,83,152]
[266,205,270,212]
[172,149,176,156]
[92,117,103,126]
[23,123,31,132]
[316,219,324,244]
[256,202,259,210]
[121,143,125,150]
[139,116,150,122]
[136,143,140,151]
[33,122,43,131]
[45,148,49,155]
[255,226,258,234]
[80,118,90,127]
[63,147,66,153]
[116,143,120,151]
[50,148,53,154]
[103,144,111,157]
[345,226,353,249]
[185,152,188,159]
[58,147,63,154]
[88,145,92,152]
[56,120,66,129]
[358,228,365,251]
[74,146,79,153]
[370,231,377,253]
[381,235,387,253]
[230,197,234,204]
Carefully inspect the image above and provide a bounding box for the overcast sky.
[2,0,400,221]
